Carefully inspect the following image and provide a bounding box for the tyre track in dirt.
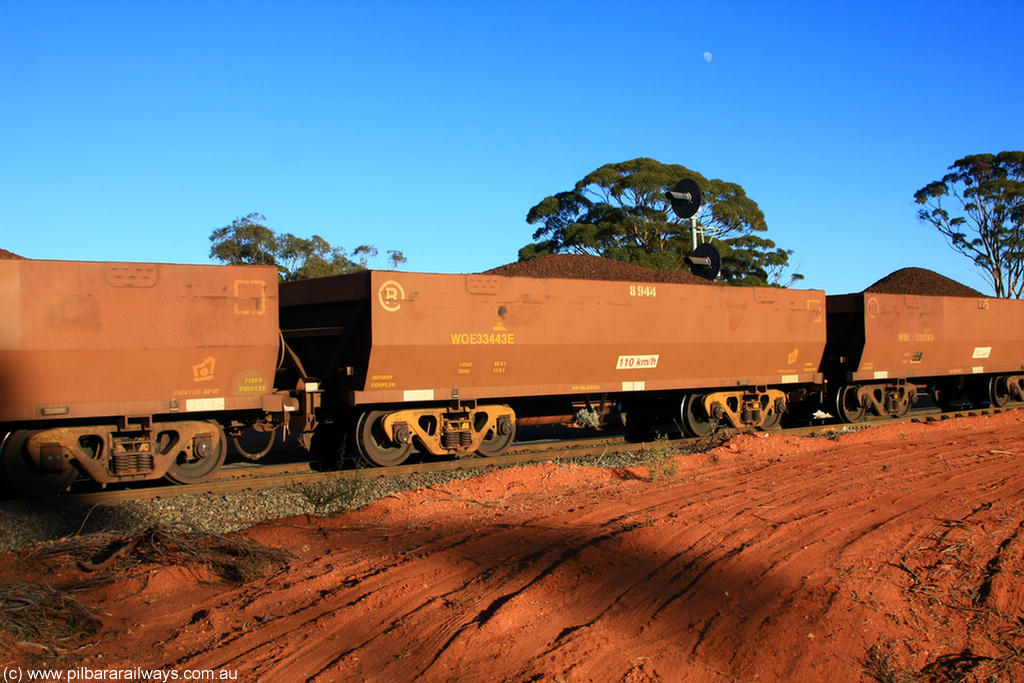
[10,412,1024,683]
[502,437,1023,682]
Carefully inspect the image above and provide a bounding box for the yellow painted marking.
[234,280,267,315]
[193,356,216,383]
[237,373,267,394]
[629,284,657,298]
[378,280,405,312]
[370,374,396,389]
[451,331,515,345]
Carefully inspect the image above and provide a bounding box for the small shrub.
[643,435,678,481]
[296,472,367,514]
[574,408,602,429]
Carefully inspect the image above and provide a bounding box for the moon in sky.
[703,52,713,63]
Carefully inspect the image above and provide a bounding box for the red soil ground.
[3,411,1024,682]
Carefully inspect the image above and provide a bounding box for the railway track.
[2,405,1016,509]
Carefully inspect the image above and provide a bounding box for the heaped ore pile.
[0,249,24,259]
[864,267,983,297]
[484,253,710,285]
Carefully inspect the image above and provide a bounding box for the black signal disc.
[689,242,721,281]
[666,179,702,219]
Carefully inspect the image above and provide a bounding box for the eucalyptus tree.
[210,213,405,281]
[522,158,800,286]
[914,151,1024,298]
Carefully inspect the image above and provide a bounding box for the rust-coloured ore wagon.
[0,259,283,495]
[279,270,828,465]
[822,292,1024,421]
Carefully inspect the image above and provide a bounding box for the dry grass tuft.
[32,524,294,584]
[862,640,1024,683]
[861,643,921,683]
[294,472,367,515]
[0,582,102,652]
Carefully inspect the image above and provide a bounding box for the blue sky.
[1,1,1021,295]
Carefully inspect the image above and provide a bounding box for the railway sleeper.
[378,404,517,459]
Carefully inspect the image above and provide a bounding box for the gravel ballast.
[0,475,441,553]
[0,443,663,554]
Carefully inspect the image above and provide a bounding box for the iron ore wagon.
[0,259,283,495]
[3,256,1023,497]
[278,270,828,465]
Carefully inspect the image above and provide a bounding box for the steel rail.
[1,405,1017,509]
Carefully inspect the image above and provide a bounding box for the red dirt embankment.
[4,412,1024,682]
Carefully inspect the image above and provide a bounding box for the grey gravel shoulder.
[0,449,657,554]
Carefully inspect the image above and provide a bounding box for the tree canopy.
[521,158,801,286]
[914,151,1024,299]
[210,213,406,280]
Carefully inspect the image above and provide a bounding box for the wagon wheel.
[476,415,516,457]
[760,410,783,431]
[165,422,227,484]
[355,410,413,467]
[989,376,1011,408]
[1,430,78,497]
[891,389,913,418]
[680,394,716,437]
[835,385,866,423]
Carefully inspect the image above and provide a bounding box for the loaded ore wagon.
[823,290,1024,421]
[4,254,1020,495]
[0,259,282,495]
[279,269,828,465]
